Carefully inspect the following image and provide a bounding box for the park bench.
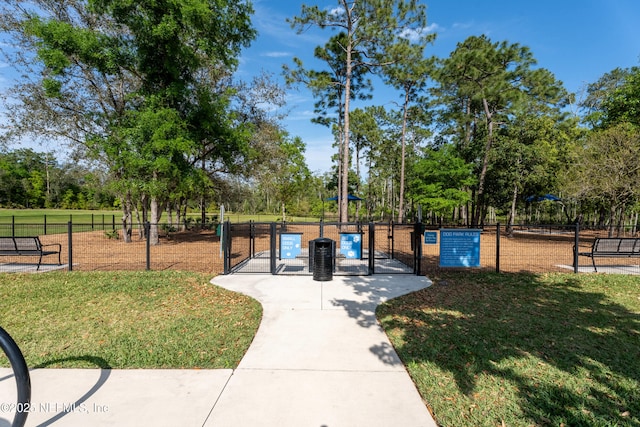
[0,236,61,271]
[577,237,640,272]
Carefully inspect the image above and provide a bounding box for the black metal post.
[368,222,375,275]
[12,215,15,237]
[44,215,47,235]
[270,222,277,274]
[496,223,501,273]
[574,222,580,274]
[250,220,255,258]
[223,221,231,274]
[145,221,151,271]
[0,326,31,427]
[390,221,395,260]
[68,221,73,271]
[414,221,423,275]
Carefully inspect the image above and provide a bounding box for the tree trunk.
[473,98,495,227]
[340,21,354,224]
[121,191,133,243]
[149,197,162,245]
[397,89,410,224]
[507,182,518,236]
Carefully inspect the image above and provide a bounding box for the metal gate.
[223,221,421,275]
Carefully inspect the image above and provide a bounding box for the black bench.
[578,237,640,272]
[0,236,62,271]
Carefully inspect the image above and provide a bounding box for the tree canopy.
[2,1,640,234]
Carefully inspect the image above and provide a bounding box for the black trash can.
[312,237,334,281]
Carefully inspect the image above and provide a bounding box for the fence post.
[145,221,151,271]
[250,220,255,258]
[270,222,277,274]
[44,215,47,235]
[368,222,375,275]
[223,221,231,274]
[496,223,501,273]
[414,221,423,275]
[12,215,15,237]
[574,222,580,274]
[390,221,395,260]
[67,221,73,271]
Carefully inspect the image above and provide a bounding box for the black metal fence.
[222,221,423,276]
[1,220,639,276]
[0,222,223,273]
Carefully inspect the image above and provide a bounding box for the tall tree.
[433,35,567,226]
[564,123,640,236]
[288,0,429,223]
[284,31,372,215]
[0,0,256,243]
[580,66,638,129]
[382,53,434,222]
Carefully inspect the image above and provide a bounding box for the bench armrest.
[41,243,62,252]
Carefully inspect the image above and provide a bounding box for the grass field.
[0,271,262,369]
[0,208,122,224]
[0,208,322,225]
[378,272,640,427]
[2,267,638,425]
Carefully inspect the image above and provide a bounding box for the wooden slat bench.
[578,237,640,272]
[0,236,62,271]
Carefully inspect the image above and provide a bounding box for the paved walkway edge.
[206,274,438,427]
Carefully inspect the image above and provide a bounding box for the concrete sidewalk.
[0,274,437,427]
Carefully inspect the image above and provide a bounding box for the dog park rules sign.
[439,229,481,268]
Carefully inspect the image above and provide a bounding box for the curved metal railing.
[0,326,31,427]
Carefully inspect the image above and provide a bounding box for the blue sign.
[439,229,481,268]
[280,233,302,259]
[340,233,362,259]
[424,231,438,244]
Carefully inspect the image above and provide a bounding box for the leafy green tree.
[487,112,578,231]
[288,0,429,223]
[564,123,640,235]
[381,43,434,222]
[433,35,568,226]
[407,144,475,222]
[580,66,639,129]
[284,31,373,220]
[1,0,256,243]
[598,67,640,129]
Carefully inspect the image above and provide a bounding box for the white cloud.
[262,51,291,58]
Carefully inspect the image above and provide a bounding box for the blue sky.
[238,0,640,173]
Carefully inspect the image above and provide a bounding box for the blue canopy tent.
[326,194,363,202]
[525,194,561,203]
[324,194,364,221]
[525,194,569,223]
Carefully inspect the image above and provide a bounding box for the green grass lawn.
[378,272,640,427]
[0,208,322,228]
[0,271,261,369]
[0,208,122,224]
